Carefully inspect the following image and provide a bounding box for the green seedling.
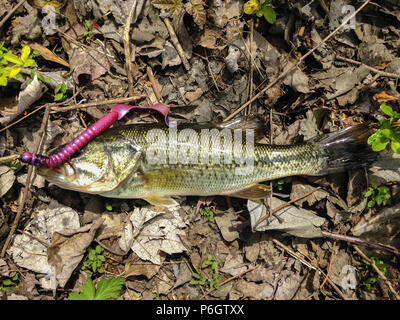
[191,254,219,289]
[365,183,390,208]
[105,203,113,211]
[200,206,215,222]
[359,256,387,292]
[0,273,19,291]
[0,43,39,86]
[54,82,67,102]
[272,176,292,191]
[243,0,276,24]
[368,104,400,154]
[84,20,94,38]
[9,159,21,171]
[69,276,124,300]
[81,245,106,274]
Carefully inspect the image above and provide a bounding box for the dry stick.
[0,105,45,134]
[353,245,400,300]
[51,95,145,113]
[271,238,348,300]
[0,0,27,29]
[336,55,400,80]
[201,265,260,299]
[320,241,336,290]
[146,66,163,103]
[0,106,51,258]
[247,19,255,116]
[0,154,20,164]
[123,0,138,97]
[223,0,373,122]
[255,186,322,228]
[161,14,191,71]
[321,230,400,257]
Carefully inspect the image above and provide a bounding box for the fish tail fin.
[313,124,379,174]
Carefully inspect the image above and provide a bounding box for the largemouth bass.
[38,118,378,206]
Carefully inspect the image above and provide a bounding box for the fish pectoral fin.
[142,195,179,207]
[225,184,271,200]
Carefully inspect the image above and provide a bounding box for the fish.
[38,117,379,206]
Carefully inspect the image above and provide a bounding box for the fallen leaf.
[215,212,240,242]
[197,29,226,50]
[283,63,310,93]
[247,198,326,238]
[0,166,15,197]
[0,75,47,126]
[373,91,400,103]
[235,278,274,299]
[29,43,70,67]
[220,251,247,276]
[8,200,80,289]
[124,252,163,280]
[119,206,187,265]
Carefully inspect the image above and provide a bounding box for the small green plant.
[68,276,124,300]
[9,159,21,171]
[272,177,292,191]
[0,43,39,86]
[359,256,387,292]
[84,20,94,38]
[190,254,219,289]
[81,245,106,274]
[368,104,400,154]
[200,206,215,222]
[365,183,390,208]
[54,82,67,102]
[105,203,113,211]
[243,0,276,24]
[0,273,19,291]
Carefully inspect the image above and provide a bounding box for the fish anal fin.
[225,184,271,200]
[142,195,179,207]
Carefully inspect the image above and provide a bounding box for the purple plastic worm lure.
[20,103,171,168]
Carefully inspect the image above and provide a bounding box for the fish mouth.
[37,165,85,192]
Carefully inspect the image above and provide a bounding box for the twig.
[320,241,336,289]
[201,265,260,299]
[50,95,145,113]
[0,154,20,164]
[0,0,27,29]
[247,19,254,115]
[161,13,190,71]
[0,105,46,134]
[321,230,400,257]
[146,66,163,103]
[123,0,138,97]
[1,105,51,257]
[336,55,400,80]
[271,238,348,300]
[353,245,400,300]
[16,229,50,247]
[223,0,373,122]
[255,187,322,227]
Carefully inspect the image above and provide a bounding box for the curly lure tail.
[20,103,170,168]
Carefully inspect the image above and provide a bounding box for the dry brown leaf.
[152,0,183,18]
[197,29,226,50]
[29,43,70,68]
[373,91,400,103]
[184,0,206,29]
[124,252,163,280]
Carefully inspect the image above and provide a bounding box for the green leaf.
[4,51,23,64]
[262,6,276,24]
[3,279,12,286]
[55,83,63,94]
[8,66,21,79]
[391,139,400,154]
[20,46,31,62]
[23,58,38,68]
[54,92,64,101]
[367,199,375,208]
[69,277,96,300]
[244,0,260,15]
[0,75,7,86]
[371,135,390,151]
[95,277,124,300]
[380,104,394,117]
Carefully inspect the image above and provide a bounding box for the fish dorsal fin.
[224,183,271,200]
[216,115,266,141]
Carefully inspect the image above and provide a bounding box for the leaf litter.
[0,0,400,301]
